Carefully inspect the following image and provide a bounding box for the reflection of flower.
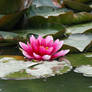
[19,35,69,61]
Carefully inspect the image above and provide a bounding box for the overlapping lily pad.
[27,5,92,27]
[66,53,92,77]
[63,34,92,52]
[14,28,66,40]
[66,53,92,67]
[63,0,92,12]
[0,56,72,80]
[0,31,23,46]
[66,22,92,34]
[0,0,32,14]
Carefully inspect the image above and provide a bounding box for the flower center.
[40,46,49,50]
[45,47,49,50]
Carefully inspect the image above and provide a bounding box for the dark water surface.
[0,71,92,92]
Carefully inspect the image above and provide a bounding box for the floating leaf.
[72,0,92,3]
[0,0,32,14]
[74,65,92,77]
[63,0,92,12]
[83,28,92,34]
[14,28,66,40]
[66,52,92,67]
[66,22,92,34]
[0,56,72,80]
[27,5,92,27]
[63,34,92,52]
[0,31,23,46]
[32,0,61,8]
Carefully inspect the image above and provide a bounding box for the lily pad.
[0,31,23,46]
[63,34,92,52]
[66,22,92,34]
[0,56,72,80]
[27,5,92,27]
[72,0,92,3]
[32,0,60,7]
[72,53,92,77]
[63,0,92,12]
[66,53,92,67]
[14,28,66,40]
[74,65,92,77]
[0,0,31,14]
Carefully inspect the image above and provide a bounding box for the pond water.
[0,46,92,92]
[0,71,92,92]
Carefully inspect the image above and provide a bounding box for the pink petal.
[19,42,28,51]
[45,47,53,55]
[33,53,41,60]
[52,0,62,8]
[41,39,46,47]
[52,40,64,54]
[42,55,51,60]
[30,35,36,44]
[39,46,53,55]
[52,49,70,59]
[27,42,32,50]
[22,50,33,59]
[47,40,53,47]
[45,36,53,45]
[39,46,46,55]
[37,35,43,45]
[52,39,59,48]
[30,35,39,53]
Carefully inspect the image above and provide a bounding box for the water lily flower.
[19,35,69,61]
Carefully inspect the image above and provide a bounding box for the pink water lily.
[19,35,70,61]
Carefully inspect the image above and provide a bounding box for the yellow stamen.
[46,47,49,50]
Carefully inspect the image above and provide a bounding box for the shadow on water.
[0,71,92,92]
[0,45,21,55]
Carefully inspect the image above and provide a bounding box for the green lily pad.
[63,0,92,12]
[66,52,92,77]
[83,28,92,34]
[0,0,31,14]
[14,28,66,40]
[66,22,92,34]
[0,31,23,46]
[66,52,92,67]
[63,34,92,52]
[27,5,92,27]
[32,0,62,8]
[72,0,92,3]
[0,56,72,80]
